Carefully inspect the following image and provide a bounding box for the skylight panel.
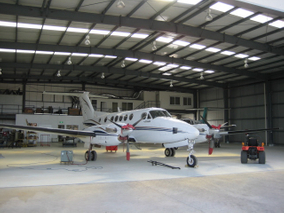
[192,68,203,72]
[153,61,166,66]
[36,51,54,55]
[221,50,235,56]
[72,53,88,57]
[166,64,179,68]
[67,27,89,33]
[43,25,66,31]
[131,33,149,39]
[230,8,254,18]
[205,47,221,53]
[18,23,42,29]
[125,57,138,61]
[54,52,71,56]
[210,2,234,12]
[235,54,249,58]
[269,20,284,28]
[162,73,172,76]
[105,55,117,59]
[250,14,273,23]
[248,56,261,61]
[190,44,206,49]
[0,48,16,53]
[205,70,215,73]
[159,67,171,71]
[173,40,190,46]
[17,49,35,54]
[0,21,16,27]
[156,37,173,43]
[177,0,202,5]
[139,59,152,64]
[180,66,192,70]
[111,31,131,37]
[89,54,104,57]
[90,29,110,35]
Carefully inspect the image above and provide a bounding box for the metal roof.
[0,0,283,92]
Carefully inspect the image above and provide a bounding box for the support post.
[264,81,274,145]
[223,85,229,143]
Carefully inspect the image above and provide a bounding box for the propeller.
[200,115,217,155]
[108,117,144,161]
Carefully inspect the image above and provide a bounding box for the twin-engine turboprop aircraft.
[0,91,202,167]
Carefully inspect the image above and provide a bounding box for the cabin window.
[99,118,101,123]
[141,112,147,119]
[124,114,128,121]
[129,113,134,120]
[111,116,114,121]
[115,116,118,122]
[104,117,107,122]
[119,115,123,121]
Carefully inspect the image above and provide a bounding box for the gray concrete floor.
[0,142,284,212]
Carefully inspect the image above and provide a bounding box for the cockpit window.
[141,112,147,119]
[149,110,171,119]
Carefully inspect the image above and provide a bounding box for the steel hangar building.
[0,0,284,212]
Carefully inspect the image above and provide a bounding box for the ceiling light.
[72,53,88,57]
[190,44,206,49]
[153,61,166,66]
[159,67,171,71]
[17,50,35,54]
[235,54,249,58]
[221,50,235,56]
[250,14,273,23]
[173,40,190,46]
[111,31,131,37]
[210,2,234,12]
[117,0,125,8]
[269,20,284,28]
[193,68,203,72]
[170,80,173,87]
[85,35,91,46]
[35,51,54,55]
[248,56,261,61]
[139,59,152,64]
[177,0,202,5]
[101,72,105,79]
[90,29,110,35]
[180,66,192,70]
[105,55,117,59]
[89,54,104,58]
[0,48,16,53]
[131,33,149,39]
[230,8,254,18]
[0,21,16,27]
[67,57,72,65]
[167,64,179,68]
[205,9,213,21]
[121,60,126,68]
[54,52,71,56]
[43,25,66,31]
[0,68,2,75]
[156,37,173,43]
[67,27,89,33]
[125,57,138,61]
[18,23,42,29]
[199,73,204,80]
[205,47,221,53]
[244,58,249,68]
[57,70,61,77]
[205,70,215,74]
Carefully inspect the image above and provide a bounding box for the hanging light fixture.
[121,60,126,68]
[117,0,125,8]
[85,35,91,46]
[244,58,249,68]
[57,70,61,77]
[101,72,105,79]
[67,57,72,65]
[170,80,173,87]
[205,8,213,21]
[152,41,157,51]
[0,68,2,75]
[200,73,204,80]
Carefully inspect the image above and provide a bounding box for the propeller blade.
[201,115,212,129]
[132,116,145,127]
[206,135,214,155]
[108,119,123,128]
[126,141,130,161]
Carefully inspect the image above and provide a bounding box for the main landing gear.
[164,140,198,168]
[85,144,97,161]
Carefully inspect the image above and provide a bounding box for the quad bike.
[241,135,265,164]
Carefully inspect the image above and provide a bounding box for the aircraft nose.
[191,126,199,139]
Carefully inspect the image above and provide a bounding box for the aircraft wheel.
[164,148,172,157]
[91,150,97,161]
[85,151,93,161]
[241,151,248,164]
[186,155,197,167]
[170,148,175,157]
[259,151,265,164]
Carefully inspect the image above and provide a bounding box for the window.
[119,115,123,121]
[129,113,134,120]
[149,110,171,119]
[170,96,180,105]
[183,97,192,106]
[141,112,147,119]
[111,116,114,121]
[124,114,128,121]
[115,116,118,122]
[104,117,107,122]
[122,102,133,111]
[112,102,118,112]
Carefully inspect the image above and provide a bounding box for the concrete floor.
[0,142,284,212]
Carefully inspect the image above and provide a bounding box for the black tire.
[85,150,93,161]
[164,148,172,157]
[170,148,175,157]
[186,155,197,167]
[259,151,265,164]
[217,142,221,148]
[92,150,97,161]
[241,151,248,164]
[214,142,218,148]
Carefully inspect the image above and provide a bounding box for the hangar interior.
[0,0,284,212]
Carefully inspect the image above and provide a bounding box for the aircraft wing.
[0,124,96,138]
[218,128,280,135]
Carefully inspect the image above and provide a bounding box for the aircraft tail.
[43,91,104,125]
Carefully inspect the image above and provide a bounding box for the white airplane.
[0,91,203,167]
